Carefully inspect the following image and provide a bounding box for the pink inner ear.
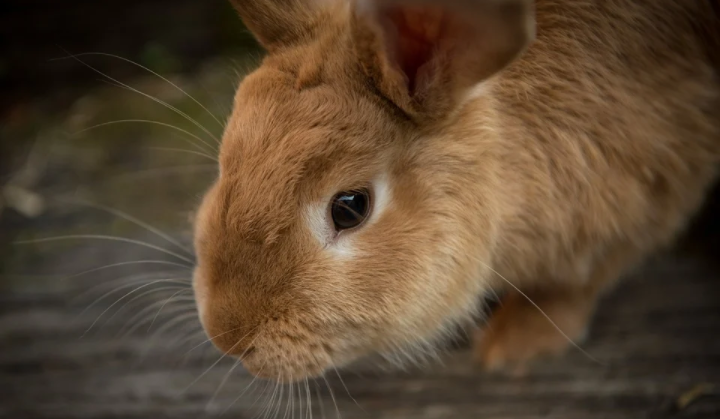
[382,6,451,96]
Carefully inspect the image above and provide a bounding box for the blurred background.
[1,1,719,418]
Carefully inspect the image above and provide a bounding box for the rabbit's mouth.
[231,326,337,383]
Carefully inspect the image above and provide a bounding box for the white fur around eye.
[303,175,391,259]
[305,197,331,245]
[366,174,390,228]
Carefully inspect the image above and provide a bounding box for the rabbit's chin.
[233,334,425,382]
[237,340,334,383]
[216,325,375,383]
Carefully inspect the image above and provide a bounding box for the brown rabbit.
[191,0,720,381]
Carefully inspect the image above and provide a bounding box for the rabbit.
[191,0,720,382]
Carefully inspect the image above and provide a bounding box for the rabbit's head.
[192,0,535,382]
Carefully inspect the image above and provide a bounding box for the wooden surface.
[1,235,718,419]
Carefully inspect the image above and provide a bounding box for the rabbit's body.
[193,0,720,380]
[493,1,718,280]
[465,1,720,364]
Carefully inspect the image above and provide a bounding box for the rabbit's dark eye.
[331,189,371,231]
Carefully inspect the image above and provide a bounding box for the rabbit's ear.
[229,0,337,51]
[351,0,535,120]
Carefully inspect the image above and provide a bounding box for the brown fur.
[192,0,720,382]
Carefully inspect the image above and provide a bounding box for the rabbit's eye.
[331,189,371,231]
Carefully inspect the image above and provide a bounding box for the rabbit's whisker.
[145,146,219,162]
[332,367,362,413]
[243,377,272,418]
[284,378,293,419]
[99,285,189,331]
[72,271,189,315]
[62,198,194,256]
[283,376,293,419]
[266,372,283,419]
[206,357,244,410]
[205,332,260,412]
[147,288,194,332]
[55,52,226,129]
[59,51,221,146]
[181,326,244,359]
[120,306,197,343]
[304,377,313,419]
[269,373,284,419]
[14,235,194,264]
[172,328,207,355]
[475,259,605,365]
[117,300,195,339]
[74,119,217,155]
[59,260,192,283]
[134,312,203,367]
[147,310,200,341]
[102,163,217,185]
[221,361,266,416]
[313,379,327,419]
[83,278,189,336]
[181,327,257,395]
[321,373,341,419]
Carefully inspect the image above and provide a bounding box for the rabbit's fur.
[192,0,720,381]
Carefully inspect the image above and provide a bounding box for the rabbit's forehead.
[229,64,392,140]
[222,69,395,179]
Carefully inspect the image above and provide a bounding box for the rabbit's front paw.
[473,289,593,374]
